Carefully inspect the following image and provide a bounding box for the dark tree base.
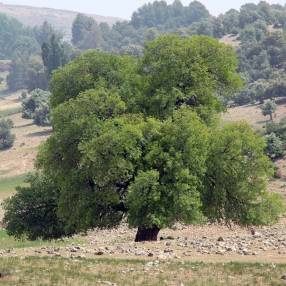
[135,226,160,242]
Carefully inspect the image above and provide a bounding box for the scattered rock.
[97,281,117,286]
[95,251,104,256]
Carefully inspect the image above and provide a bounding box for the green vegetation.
[70,1,286,107]
[41,34,71,77]
[0,258,285,286]
[6,20,74,92]
[21,89,51,126]
[261,99,277,121]
[4,35,284,242]
[0,13,37,60]
[0,229,81,249]
[4,173,70,240]
[263,117,286,160]
[265,133,284,160]
[0,118,15,150]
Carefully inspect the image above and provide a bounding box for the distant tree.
[42,34,69,76]
[131,0,209,29]
[34,21,58,46]
[7,56,28,91]
[72,14,95,46]
[0,119,15,150]
[26,55,48,92]
[78,22,105,50]
[261,99,277,121]
[0,13,38,59]
[7,55,48,92]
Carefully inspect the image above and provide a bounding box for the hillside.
[0,3,121,37]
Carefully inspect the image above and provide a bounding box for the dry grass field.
[0,91,51,219]
[0,92,51,180]
[0,257,286,286]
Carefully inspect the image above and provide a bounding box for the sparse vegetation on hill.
[69,1,286,108]
[0,2,120,38]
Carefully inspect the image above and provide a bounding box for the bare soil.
[223,102,286,129]
[0,112,51,180]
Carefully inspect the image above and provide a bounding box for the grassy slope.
[0,107,22,117]
[0,229,82,249]
[0,174,27,199]
[0,258,285,286]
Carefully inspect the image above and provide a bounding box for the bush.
[265,133,284,160]
[261,99,277,121]
[0,118,15,150]
[22,89,51,126]
[266,118,286,141]
[2,173,71,240]
[34,102,50,126]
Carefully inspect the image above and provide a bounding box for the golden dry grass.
[0,257,285,286]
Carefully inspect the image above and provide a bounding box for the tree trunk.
[270,113,273,121]
[135,226,160,242]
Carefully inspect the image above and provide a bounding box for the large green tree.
[4,35,284,242]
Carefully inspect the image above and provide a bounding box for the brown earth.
[0,91,21,112]
[223,101,286,130]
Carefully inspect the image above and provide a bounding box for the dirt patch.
[220,34,240,48]
[0,92,22,112]
[0,112,51,179]
[223,102,286,130]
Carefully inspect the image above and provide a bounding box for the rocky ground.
[1,219,286,263]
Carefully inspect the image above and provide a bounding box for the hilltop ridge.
[0,2,122,37]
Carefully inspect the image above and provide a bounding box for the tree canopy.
[4,34,284,242]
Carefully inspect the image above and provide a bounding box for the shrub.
[2,173,71,240]
[265,133,284,160]
[0,118,15,150]
[261,100,277,121]
[22,89,51,126]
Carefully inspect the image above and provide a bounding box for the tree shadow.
[256,120,269,125]
[26,129,52,138]
[15,122,34,128]
[275,97,286,105]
